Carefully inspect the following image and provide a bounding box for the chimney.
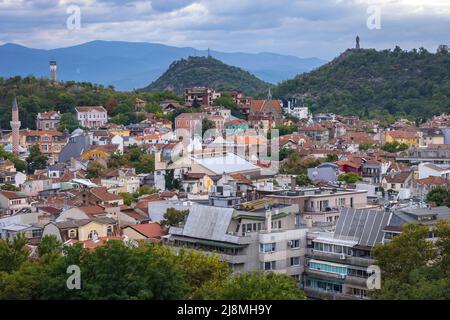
[291,175,297,192]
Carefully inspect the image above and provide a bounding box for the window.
[309,261,347,276]
[88,230,99,240]
[260,243,276,253]
[290,257,300,266]
[107,226,113,234]
[68,229,77,238]
[290,239,300,249]
[262,261,276,271]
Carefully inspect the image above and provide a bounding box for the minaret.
[267,87,272,101]
[10,97,21,156]
[50,59,57,81]
[356,35,360,50]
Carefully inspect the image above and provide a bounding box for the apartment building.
[163,199,308,281]
[266,187,368,224]
[304,207,390,300]
[184,87,221,106]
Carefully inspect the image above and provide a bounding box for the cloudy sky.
[0,0,449,59]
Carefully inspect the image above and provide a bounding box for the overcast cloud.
[0,0,449,59]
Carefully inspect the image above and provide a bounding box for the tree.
[164,169,181,190]
[0,261,43,300]
[38,235,61,262]
[0,184,20,192]
[38,241,188,300]
[338,172,363,184]
[120,192,135,206]
[153,246,231,299]
[110,114,129,125]
[199,272,307,300]
[0,233,29,273]
[0,145,26,172]
[26,145,48,174]
[160,208,190,228]
[58,113,80,133]
[201,118,216,136]
[279,148,294,161]
[427,186,450,207]
[296,174,312,186]
[371,224,438,299]
[86,161,106,179]
[280,153,322,176]
[381,141,409,153]
[326,154,338,162]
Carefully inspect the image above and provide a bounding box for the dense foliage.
[0,236,305,300]
[0,76,180,130]
[274,47,450,121]
[427,186,450,207]
[107,145,155,174]
[142,56,270,96]
[0,145,26,172]
[371,222,450,299]
[338,173,363,184]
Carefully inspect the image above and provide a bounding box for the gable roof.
[251,99,281,114]
[384,171,412,184]
[125,223,166,239]
[90,187,122,202]
[75,106,107,113]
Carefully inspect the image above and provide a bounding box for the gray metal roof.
[169,204,239,243]
[334,207,391,247]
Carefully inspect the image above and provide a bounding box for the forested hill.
[141,56,271,96]
[0,76,180,130]
[273,47,450,121]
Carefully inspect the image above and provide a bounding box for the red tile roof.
[250,99,281,114]
[126,223,166,239]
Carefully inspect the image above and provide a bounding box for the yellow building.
[385,130,421,147]
[81,144,119,160]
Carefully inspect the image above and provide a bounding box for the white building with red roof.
[75,106,108,128]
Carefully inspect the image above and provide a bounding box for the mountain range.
[0,41,326,91]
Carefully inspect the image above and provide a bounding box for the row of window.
[313,241,353,255]
[261,257,301,271]
[78,113,106,119]
[305,278,342,293]
[308,261,347,276]
[260,239,301,253]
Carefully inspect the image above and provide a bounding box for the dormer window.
[68,229,77,238]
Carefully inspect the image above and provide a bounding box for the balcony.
[303,288,361,301]
[218,253,248,264]
[345,275,369,288]
[304,268,346,282]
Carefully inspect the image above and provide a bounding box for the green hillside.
[0,76,179,129]
[274,46,450,121]
[141,56,271,96]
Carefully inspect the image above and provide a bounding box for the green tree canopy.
[199,272,307,300]
[25,145,48,174]
[338,172,363,184]
[160,208,190,228]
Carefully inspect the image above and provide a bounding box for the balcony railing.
[307,249,373,268]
